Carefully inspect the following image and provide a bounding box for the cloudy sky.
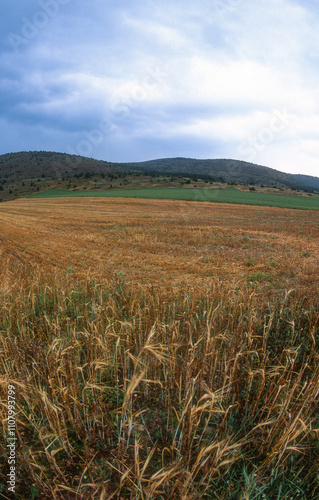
[1,0,319,176]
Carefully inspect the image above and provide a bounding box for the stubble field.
[0,197,319,499]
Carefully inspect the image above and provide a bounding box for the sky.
[1,0,319,177]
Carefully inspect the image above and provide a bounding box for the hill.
[0,152,319,201]
[0,151,127,181]
[125,157,319,191]
[292,173,319,191]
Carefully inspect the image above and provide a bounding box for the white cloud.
[1,0,319,176]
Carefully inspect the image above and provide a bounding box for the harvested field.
[0,197,319,499]
[1,196,319,288]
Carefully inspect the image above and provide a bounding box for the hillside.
[0,151,127,181]
[0,152,319,201]
[125,157,319,191]
[292,173,319,191]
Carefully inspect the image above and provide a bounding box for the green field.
[28,186,319,210]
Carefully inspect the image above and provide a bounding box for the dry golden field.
[0,197,319,499]
[1,196,319,288]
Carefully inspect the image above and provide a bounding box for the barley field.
[0,197,319,499]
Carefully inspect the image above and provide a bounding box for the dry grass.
[1,197,319,288]
[0,197,319,499]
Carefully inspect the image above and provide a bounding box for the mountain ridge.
[0,150,318,192]
[125,157,319,191]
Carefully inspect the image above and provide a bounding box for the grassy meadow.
[0,197,319,499]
